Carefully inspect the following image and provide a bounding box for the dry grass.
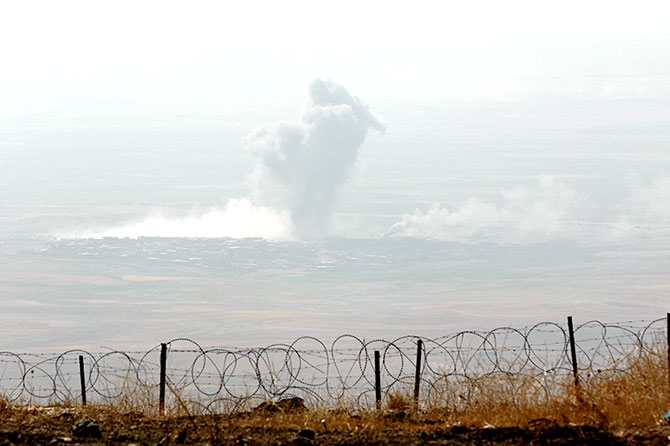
[164,346,667,432]
[414,347,669,430]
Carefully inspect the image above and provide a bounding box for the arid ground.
[2,403,670,446]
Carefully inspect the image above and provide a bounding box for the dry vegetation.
[2,348,670,445]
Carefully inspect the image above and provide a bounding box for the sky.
[3,1,670,112]
[1,1,670,242]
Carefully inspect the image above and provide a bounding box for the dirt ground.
[2,405,670,446]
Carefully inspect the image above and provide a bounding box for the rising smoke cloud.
[73,79,383,240]
[245,79,385,238]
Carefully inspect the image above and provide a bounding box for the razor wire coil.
[0,318,666,411]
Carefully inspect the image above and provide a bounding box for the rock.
[291,436,312,446]
[72,419,102,438]
[298,428,315,440]
[173,428,187,443]
[253,397,307,414]
[277,397,306,412]
[448,424,470,436]
[253,400,279,413]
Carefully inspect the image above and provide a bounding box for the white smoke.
[387,177,582,243]
[74,199,292,239]
[71,79,382,240]
[245,79,385,238]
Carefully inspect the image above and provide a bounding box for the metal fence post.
[413,339,423,410]
[374,350,381,410]
[159,343,167,416]
[78,355,87,406]
[567,316,579,387]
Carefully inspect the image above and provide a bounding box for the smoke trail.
[386,177,583,243]
[75,199,292,239]
[245,79,384,238]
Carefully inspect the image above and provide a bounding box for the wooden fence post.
[159,343,167,416]
[413,339,423,410]
[374,350,381,410]
[78,355,87,406]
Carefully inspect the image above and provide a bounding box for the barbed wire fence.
[0,315,668,415]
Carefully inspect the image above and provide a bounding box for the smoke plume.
[245,79,384,238]
[71,79,382,240]
[387,177,582,243]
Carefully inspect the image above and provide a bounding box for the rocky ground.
[1,404,670,445]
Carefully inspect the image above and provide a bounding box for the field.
[2,236,668,352]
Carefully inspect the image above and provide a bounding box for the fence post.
[159,343,167,416]
[78,355,87,406]
[667,312,669,398]
[567,316,579,387]
[374,350,381,410]
[413,339,423,410]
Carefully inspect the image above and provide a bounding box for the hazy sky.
[2,1,670,242]
[3,1,669,114]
